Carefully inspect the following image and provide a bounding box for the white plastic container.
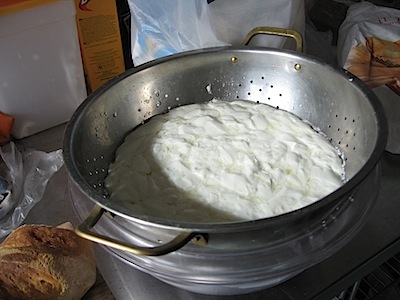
[0,0,87,139]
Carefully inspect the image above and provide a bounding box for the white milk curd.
[105,100,345,223]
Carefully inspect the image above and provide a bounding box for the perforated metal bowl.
[64,46,387,295]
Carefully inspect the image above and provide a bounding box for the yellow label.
[75,0,125,92]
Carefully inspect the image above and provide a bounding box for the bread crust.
[0,224,96,300]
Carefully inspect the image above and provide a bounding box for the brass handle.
[241,26,303,52]
[76,205,208,256]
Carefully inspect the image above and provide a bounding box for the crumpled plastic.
[338,2,400,154]
[0,142,64,238]
[128,0,228,66]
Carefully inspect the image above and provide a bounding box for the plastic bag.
[337,2,400,154]
[128,0,228,66]
[338,2,400,92]
[128,0,305,66]
[0,142,64,238]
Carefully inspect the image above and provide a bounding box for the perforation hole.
[327,112,359,154]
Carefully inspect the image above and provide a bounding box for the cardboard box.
[74,0,125,92]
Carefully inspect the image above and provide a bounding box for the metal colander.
[64,46,386,209]
[64,45,387,295]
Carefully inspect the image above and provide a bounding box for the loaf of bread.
[0,222,96,300]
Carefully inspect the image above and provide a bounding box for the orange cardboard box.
[0,111,14,143]
[74,0,125,92]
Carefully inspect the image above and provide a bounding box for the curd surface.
[105,100,345,223]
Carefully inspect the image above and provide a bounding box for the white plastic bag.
[0,142,64,238]
[128,0,228,66]
[338,2,400,154]
[338,2,400,92]
[128,0,305,66]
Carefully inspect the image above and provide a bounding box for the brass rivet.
[192,234,208,246]
[231,57,238,63]
[294,63,301,71]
